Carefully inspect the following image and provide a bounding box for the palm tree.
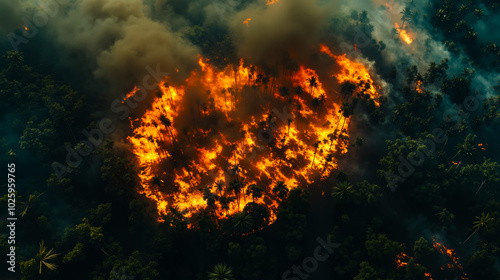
[295,85,303,101]
[219,196,235,216]
[307,76,318,97]
[208,263,234,280]
[328,133,336,150]
[159,114,176,144]
[331,181,357,202]
[19,192,44,217]
[463,212,493,244]
[318,93,327,113]
[233,212,253,233]
[227,179,242,210]
[203,186,218,211]
[272,181,289,202]
[246,184,263,202]
[38,240,59,275]
[311,97,321,112]
[323,153,334,172]
[215,180,225,197]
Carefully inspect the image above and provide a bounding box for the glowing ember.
[243,18,252,27]
[394,23,413,44]
[266,0,279,5]
[385,2,393,11]
[122,86,140,104]
[127,48,380,227]
[432,237,468,279]
[478,143,487,150]
[416,80,424,93]
[394,245,433,279]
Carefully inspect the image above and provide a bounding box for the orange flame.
[394,23,413,44]
[266,0,279,5]
[127,48,380,227]
[416,80,424,93]
[121,86,140,104]
[320,44,380,106]
[243,18,252,27]
[432,237,468,279]
[394,245,433,279]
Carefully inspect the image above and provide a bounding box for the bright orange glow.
[432,237,468,279]
[394,23,413,44]
[266,0,279,5]
[416,80,424,93]
[478,143,487,150]
[24,26,29,31]
[122,86,140,104]
[450,161,462,165]
[320,44,380,106]
[243,18,252,27]
[127,48,380,227]
[394,245,433,278]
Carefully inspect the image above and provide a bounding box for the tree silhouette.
[463,212,493,244]
[38,240,59,275]
[331,181,358,202]
[272,181,289,202]
[307,76,318,97]
[208,263,235,280]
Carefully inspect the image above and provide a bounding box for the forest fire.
[416,80,424,93]
[394,22,413,44]
[243,18,252,27]
[266,0,279,5]
[127,47,380,227]
[432,237,468,279]
[394,246,433,279]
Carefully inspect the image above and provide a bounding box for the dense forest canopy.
[0,0,499,279]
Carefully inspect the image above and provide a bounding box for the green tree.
[246,184,263,202]
[38,240,59,274]
[413,237,433,260]
[463,212,494,244]
[332,181,358,202]
[272,181,289,202]
[208,263,234,280]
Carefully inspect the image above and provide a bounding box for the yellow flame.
[127,49,380,227]
[394,23,413,44]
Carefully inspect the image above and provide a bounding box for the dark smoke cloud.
[48,0,200,98]
[228,0,336,66]
[0,1,25,35]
